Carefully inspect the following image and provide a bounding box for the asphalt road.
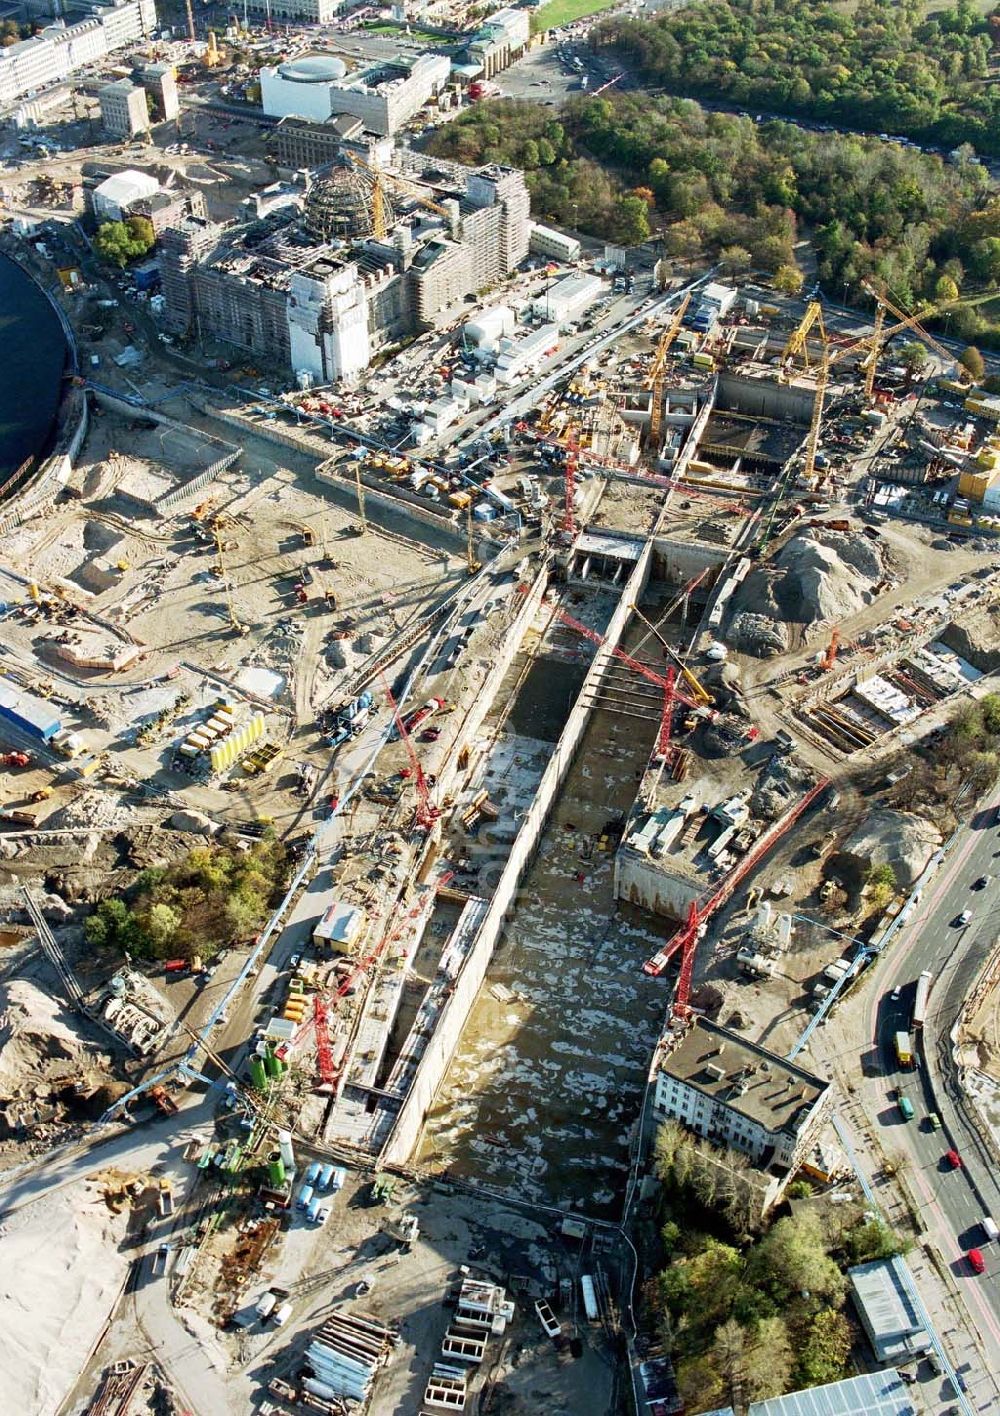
[863,801,1000,1399]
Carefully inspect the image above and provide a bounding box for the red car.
[946,1149,963,1169]
[968,1247,986,1274]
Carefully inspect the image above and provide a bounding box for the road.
[853,802,1000,1407]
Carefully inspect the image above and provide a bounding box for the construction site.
[7,242,1000,1415]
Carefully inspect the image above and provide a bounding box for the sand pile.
[0,978,108,1105]
[0,1180,130,1413]
[834,809,942,889]
[729,528,884,656]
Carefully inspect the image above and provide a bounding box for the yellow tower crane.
[630,602,713,705]
[466,502,481,575]
[859,280,960,402]
[353,460,368,535]
[647,292,691,449]
[213,527,249,636]
[343,151,454,242]
[780,300,827,375]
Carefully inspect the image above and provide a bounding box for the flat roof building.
[532,272,603,325]
[0,0,156,110]
[653,1017,831,1186]
[99,78,149,139]
[748,1370,916,1416]
[848,1258,930,1365]
[261,51,449,135]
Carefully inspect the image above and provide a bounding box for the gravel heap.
[729,527,885,656]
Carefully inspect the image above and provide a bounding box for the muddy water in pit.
[419,702,669,1218]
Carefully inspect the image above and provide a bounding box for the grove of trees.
[84,837,289,962]
[595,0,1000,155]
[653,1122,906,1411]
[94,216,156,268]
[428,93,1000,340]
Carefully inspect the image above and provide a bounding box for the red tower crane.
[381,673,441,832]
[644,778,831,1018]
[548,602,702,759]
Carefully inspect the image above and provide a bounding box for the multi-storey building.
[467,7,531,80]
[652,1017,831,1191]
[159,157,531,384]
[244,0,340,22]
[0,0,156,110]
[135,60,178,122]
[260,52,450,136]
[272,114,391,173]
[99,78,149,138]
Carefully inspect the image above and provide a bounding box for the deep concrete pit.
[420,693,668,1218]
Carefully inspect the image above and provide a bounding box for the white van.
[272,1302,293,1327]
[256,1291,277,1321]
[982,1216,999,1243]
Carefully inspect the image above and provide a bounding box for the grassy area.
[534,0,619,29]
[361,22,452,42]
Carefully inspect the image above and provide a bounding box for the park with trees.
[427,93,1000,342]
[594,0,1000,155]
[649,1121,907,1410]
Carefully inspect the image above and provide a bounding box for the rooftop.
[747,1370,916,1416]
[848,1258,930,1364]
[276,53,348,83]
[659,1017,829,1137]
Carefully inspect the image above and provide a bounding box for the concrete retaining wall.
[380,541,654,1166]
[614,848,702,921]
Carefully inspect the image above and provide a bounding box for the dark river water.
[0,252,68,482]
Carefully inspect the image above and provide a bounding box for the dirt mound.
[0,978,109,1105]
[834,809,942,889]
[939,605,1000,674]
[729,528,884,655]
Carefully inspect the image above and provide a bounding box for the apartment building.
[0,0,156,109]
[653,1018,831,1182]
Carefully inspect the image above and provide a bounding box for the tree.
[796,1308,851,1386]
[899,340,929,373]
[773,263,804,294]
[145,902,181,950]
[960,344,986,380]
[981,692,1000,734]
[719,244,752,274]
[94,217,155,268]
[744,1316,793,1400]
[612,193,651,244]
[866,862,897,891]
[748,1211,847,1305]
[934,272,960,302]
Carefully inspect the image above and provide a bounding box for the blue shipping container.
[0,680,61,742]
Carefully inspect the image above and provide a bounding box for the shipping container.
[0,680,61,742]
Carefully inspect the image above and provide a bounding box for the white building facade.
[0,0,156,110]
[652,1018,830,1173]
